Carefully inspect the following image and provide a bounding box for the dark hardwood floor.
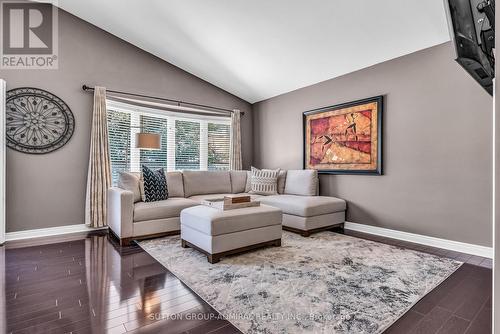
[0,229,492,334]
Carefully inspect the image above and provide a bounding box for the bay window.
[106,100,231,184]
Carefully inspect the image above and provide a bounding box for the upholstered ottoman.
[180,205,282,263]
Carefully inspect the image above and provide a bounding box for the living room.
[0,0,498,333]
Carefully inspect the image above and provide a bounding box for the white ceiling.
[57,0,450,103]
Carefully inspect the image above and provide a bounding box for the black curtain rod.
[82,85,243,115]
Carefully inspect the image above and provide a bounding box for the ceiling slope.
[57,0,450,103]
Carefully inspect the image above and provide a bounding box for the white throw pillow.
[277,170,287,194]
[245,171,252,193]
[118,172,142,203]
[250,167,280,195]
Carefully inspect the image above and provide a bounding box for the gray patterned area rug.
[138,231,461,334]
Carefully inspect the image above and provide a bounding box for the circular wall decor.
[6,87,75,154]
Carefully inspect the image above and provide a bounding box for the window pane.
[139,115,168,171]
[208,123,230,171]
[175,120,200,170]
[107,110,130,184]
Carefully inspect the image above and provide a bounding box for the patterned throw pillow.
[250,167,280,195]
[141,165,169,202]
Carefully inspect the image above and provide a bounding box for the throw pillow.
[277,170,287,194]
[244,170,252,192]
[118,171,142,203]
[284,169,318,196]
[141,165,169,202]
[250,167,280,195]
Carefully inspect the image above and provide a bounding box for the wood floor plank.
[464,306,492,334]
[454,279,491,320]
[407,306,452,334]
[437,273,481,312]
[437,316,470,334]
[186,318,233,334]
[384,310,424,333]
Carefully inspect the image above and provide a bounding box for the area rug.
[138,231,461,334]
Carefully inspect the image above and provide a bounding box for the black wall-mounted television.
[444,0,495,95]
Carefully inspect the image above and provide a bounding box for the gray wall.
[1,8,252,232]
[253,42,492,247]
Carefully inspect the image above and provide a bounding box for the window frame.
[106,100,231,182]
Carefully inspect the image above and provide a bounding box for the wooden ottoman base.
[181,238,281,264]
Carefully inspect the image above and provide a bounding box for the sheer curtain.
[230,109,242,170]
[85,87,111,228]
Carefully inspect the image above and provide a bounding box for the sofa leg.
[207,254,220,264]
[181,239,189,248]
[274,239,282,247]
[120,238,132,246]
[301,231,311,237]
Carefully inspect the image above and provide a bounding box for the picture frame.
[303,96,383,175]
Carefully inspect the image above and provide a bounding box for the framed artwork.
[303,96,383,175]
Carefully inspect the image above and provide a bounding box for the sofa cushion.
[284,170,318,196]
[118,172,141,203]
[245,170,286,194]
[250,167,280,195]
[188,193,262,203]
[244,171,252,192]
[277,170,287,194]
[230,170,248,193]
[183,171,232,197]
[180,204,282,236]
[166,172,184,197]
[259,195,346,217]
[134,198,198,222]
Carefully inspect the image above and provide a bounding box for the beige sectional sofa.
[107,170,346,245]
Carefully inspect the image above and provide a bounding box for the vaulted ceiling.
[57,0,450,103]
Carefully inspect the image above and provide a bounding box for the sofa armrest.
[107,187,134,239]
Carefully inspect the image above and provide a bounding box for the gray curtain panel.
[85,87,111,228]
[230,109,242,170]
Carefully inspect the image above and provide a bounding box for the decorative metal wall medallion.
[6,87,75,154]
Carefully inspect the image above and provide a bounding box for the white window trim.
[200,120,208,171]
[166,116,176,172]
[130,112,140,172]
[107,100,230,124]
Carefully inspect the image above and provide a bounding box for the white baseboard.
[4,224,108,242]
[344,222,493,259]
[4,222,492,258]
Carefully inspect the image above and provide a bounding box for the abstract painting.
[303,96,383,174]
